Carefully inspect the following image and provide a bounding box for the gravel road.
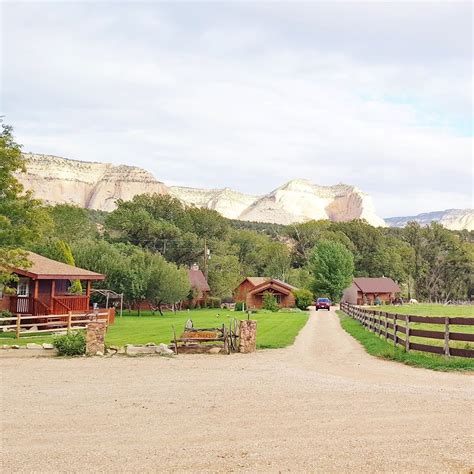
[1,308,472,473]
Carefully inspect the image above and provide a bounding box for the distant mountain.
[385,209,474,231]
[18,153,384,226]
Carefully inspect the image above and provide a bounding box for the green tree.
[262,291,279,312]
[293,288,313,310]
[46,204,97,243]
[207,254,242,299]
[310,240,354,301]
[0,123,50,286]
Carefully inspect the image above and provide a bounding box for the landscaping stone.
[95,351,104,357]
[156,343,174,355]
[26,343,43,350]
[125,344,156,355]
[145,342,156,347]
[11,345,20,349]
[208,347,222,354]
[27,325,38,332]
[42,343,55,350]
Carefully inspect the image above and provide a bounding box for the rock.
[125,344,156,355]
[156,343,174,356]
[11,345,20,349]
[117,347,126,354]
[106,348,117,355]
[145,342,156,347]
[42,343,55,350]
[208,347,222,354]
[95,351,104,356]
[26,343,42,349]
[27,325,38,332]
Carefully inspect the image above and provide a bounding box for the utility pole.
[203,238,209,281]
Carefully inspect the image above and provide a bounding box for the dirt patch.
[1,309,472,472]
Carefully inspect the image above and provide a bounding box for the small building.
[234,277,297,309]
[0,251,105,316]
[186,264,210,307]
[342,277,401,305]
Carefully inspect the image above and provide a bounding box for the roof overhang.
[13,269,105,280]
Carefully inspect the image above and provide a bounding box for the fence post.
[405,315,410,352]
[15,314,21,339]
[384,313,388,341]
[444,316,450,357]
[393,314,397,346]
[67,311,72,334]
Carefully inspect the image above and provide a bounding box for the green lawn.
[337,310,474,371]
[0,309,309,350]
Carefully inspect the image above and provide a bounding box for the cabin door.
[17,278,30,313]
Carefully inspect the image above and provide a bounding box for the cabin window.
[17,278,30,297]
[275,294,282,304]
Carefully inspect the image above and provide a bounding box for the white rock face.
[18,153,169,212]
[239,180,386,227]
[19,153,387,226]
[385,209,474,231]
[169,186,259,220]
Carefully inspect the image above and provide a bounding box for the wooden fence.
[340,302,474,358]
[1,311,110,339]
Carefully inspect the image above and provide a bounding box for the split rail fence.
[340,302,474,358]
[1,311,110,339]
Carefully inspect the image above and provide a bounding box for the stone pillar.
[86,321,106,356]
[239,320,257,353]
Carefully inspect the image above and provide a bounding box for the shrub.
[262,292,279,312]
[208,297,221,308]
[53,332,86,356]
[293,289,313,310]
[0,310,13,325]
[235,301,245,311]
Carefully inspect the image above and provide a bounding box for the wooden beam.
[51,280,56,299]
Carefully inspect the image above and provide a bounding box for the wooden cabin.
[341,277,401,305]
[0,252,105,316]
[234,277,297,309]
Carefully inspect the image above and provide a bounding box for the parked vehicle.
[315,297,331,311]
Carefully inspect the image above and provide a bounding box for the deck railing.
[9,295,90,316]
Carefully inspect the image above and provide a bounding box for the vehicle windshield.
[317,298,330,303]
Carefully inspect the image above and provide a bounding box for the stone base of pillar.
[86,321,106,355]
[239,320,257,353]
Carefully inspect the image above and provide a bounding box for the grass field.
[337,308,474,371]
[0,309,309,350]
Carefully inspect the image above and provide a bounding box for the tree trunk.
[157,300,164,317]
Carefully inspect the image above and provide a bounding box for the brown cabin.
[341,277,401,305]
[234,277,297,309]
[186,264,210,308]
[0,252,105,316]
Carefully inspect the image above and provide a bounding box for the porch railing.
[9,295,90,316]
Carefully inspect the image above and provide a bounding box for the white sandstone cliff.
[18,153,169,212]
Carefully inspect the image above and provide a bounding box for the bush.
[0,310,13,326]
[207,297,222,308]
[53,332,86,356]
[293,289,313,310]
[235,301,245,311]
[262,292,279,312]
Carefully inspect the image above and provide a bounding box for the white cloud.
[1,1,472,217]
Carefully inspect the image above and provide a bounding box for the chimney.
[191,263,199,271]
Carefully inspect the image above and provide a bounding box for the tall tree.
[310,240,354,301]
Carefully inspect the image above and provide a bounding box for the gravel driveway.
[1,308,472,473]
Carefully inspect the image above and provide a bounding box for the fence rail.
[1,311,110,338]
[340,302,474,359]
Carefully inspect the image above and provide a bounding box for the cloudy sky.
[1,1,472,217]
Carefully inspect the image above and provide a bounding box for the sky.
[1,1,472,218]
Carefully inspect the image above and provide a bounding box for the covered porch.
[6,252,105,316]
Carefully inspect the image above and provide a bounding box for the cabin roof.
[353,277,401,294]
[187,268,210,292]
[238,277,297,292]
[11,252,105,280]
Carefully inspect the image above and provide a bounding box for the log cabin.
[341,277,401,305]
[234,277,297,309]
[0,252,105,317]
